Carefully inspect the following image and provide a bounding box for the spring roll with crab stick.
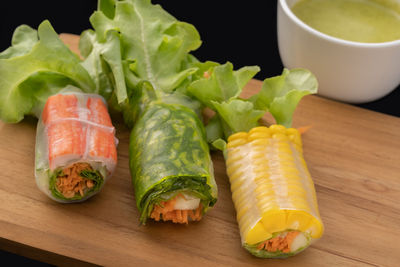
[35,89,118,202]
[0,22,118,202]
[188,64,324,258]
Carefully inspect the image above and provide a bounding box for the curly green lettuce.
[187,64,318,148]
[0,21,96,123]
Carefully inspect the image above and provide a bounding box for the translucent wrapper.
[35,90,118,203]
[226,126,324,258]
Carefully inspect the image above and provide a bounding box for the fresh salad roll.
[188,65,324,257]
[226,126,323,257]
[0,22,117,203]
[35,90,118,202]
[130,103,217,224]
[80,0,220,223]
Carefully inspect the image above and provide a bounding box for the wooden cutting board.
[0,34,399,267]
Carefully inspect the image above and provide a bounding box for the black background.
[2,0,400,118]
[0,0,399,265]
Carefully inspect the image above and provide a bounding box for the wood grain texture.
[0,34,399,267]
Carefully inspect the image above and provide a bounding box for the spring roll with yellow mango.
[188,65,323,258]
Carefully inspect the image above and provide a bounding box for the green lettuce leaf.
[89,0,201,95]
[211,138,227,158]
[187,62,260,109]
[212,99,265,137]
[190,60,220,81]
[205,115,224,145]
[187,64,318,147]
[98,0,116,19]
[79,29,114,101]
[250,68,318,127]
[95,29,127,103]
[0,25,38,59]
[0,20,95,123]
[81,0,205,127]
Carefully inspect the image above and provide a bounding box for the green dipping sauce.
[291,0,400,43]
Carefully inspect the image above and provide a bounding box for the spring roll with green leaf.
[82,0,217,223]
[130,102,217,223]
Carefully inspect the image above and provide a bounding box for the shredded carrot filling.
[56,163,95,198]
[257,231,300,253]
[150,194,202,224]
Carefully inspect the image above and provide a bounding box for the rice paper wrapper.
[35,89,118,203]
[225,126,324,258]
[129,103,217,223]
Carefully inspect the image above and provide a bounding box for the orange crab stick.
[87,97,117,173]
[43,94,86,170]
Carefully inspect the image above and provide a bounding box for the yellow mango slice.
[246,221,272,244]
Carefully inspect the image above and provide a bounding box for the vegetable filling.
[257,231,301,253]
[150,194,202,224]
[55,163,98,198]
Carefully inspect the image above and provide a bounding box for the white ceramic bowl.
[277,0,400,103]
